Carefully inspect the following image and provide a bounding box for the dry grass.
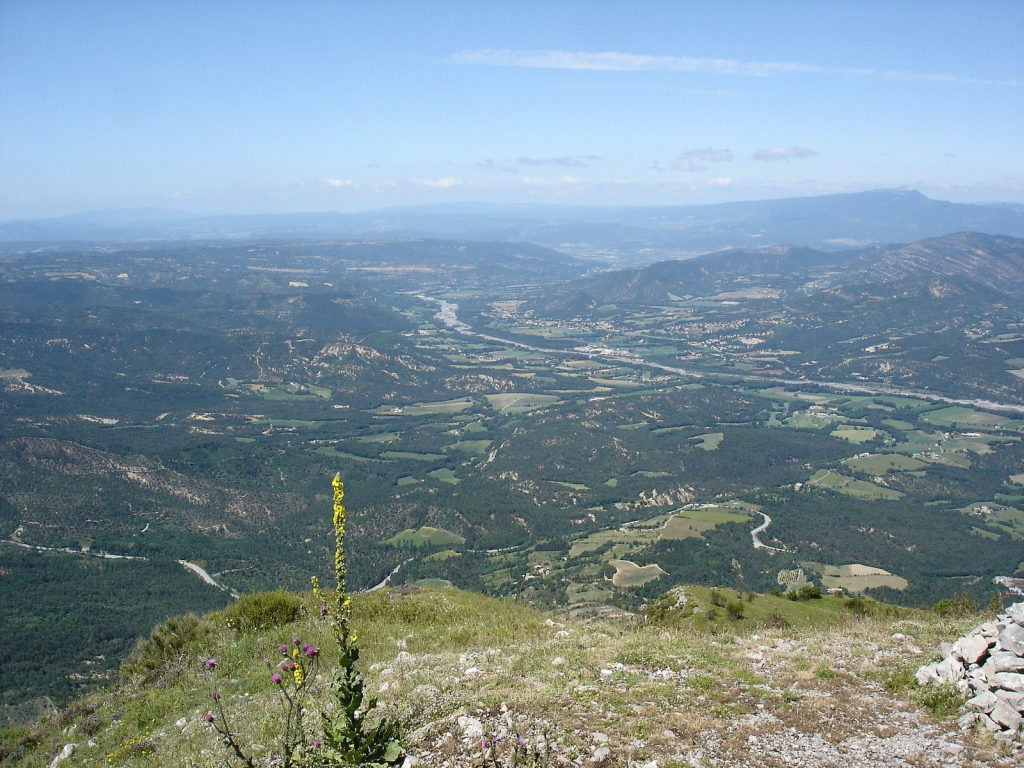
[2,588,1018,768]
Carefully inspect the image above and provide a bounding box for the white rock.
[994,689,1024,711]
[990,672,1024,692]
[463,666,483,679]
[916,657,964,687]
[175,716,187,728]
[48,744,75,768]
[552,657,566,666]
[990,699,1023,731]
[989,651,1024,673]
[980,713,1003,732]
[400,757,419,768]
[979,621,1004,639]
[589,745,611,764]
[998,623,1024,656]
[457,715,484,741]
[592,732,610,744]
[957,712,983,731]
[1006,602,1024,624]
[954,634,992,665]
[965,690,998,713]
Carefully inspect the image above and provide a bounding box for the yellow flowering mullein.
[332,472,352,637]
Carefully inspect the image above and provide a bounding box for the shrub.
[121,613,216,677]
[933,591,977,618]
[725,600,745,621]
[218,589,303,631]
[787,584,822,602]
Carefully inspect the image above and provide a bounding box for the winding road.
[2,530,236,596]
[750,512,787,552]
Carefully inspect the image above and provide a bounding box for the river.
[423,296,1024,415]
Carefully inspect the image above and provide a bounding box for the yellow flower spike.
[332,472,350,634]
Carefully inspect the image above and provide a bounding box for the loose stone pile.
[916,602,1024,742]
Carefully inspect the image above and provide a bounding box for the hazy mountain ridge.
[5,191,1024,263]
[532,232,1024,311]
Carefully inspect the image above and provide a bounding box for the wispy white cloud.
[752,146,817,162]
[517,155,599,167]
[410,177,463,189]
[320,178,398,192]
[520,176,581,188]
[451,49,1023,87]
[670,147,733,172]
[477,159,518,173]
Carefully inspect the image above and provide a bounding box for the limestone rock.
[998,622,1024,656]
[990,672,1024,692]
[923,600,1024,741]
[988,650,1024,673]
[953,633,992,665]
[965,690,997,713]
[995,689,1024,710]
[989,699,1023,731]
[48,744,75,768]
[457,715,483,741]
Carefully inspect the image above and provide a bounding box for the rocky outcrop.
[917,603,1024,742]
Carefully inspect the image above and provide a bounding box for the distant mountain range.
[4,190,1024,263]
[531,232,1024,314]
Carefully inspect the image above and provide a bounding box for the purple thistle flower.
[272,673,282,684]
[320,604,329,616]
[305,646,320,657]
[204,713,214,722]
[313,739,322,748]
[205,658,217,668]
[279,644,288,655]
[210,690,220,700]
[278,661,289,670]
[293,636,301,645]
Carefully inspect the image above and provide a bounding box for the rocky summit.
[917,602,1024,742]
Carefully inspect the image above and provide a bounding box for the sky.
[1,0,1022,218]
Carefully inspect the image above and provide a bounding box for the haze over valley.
[2,189,1023,710]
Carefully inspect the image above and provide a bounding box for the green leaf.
[382,741,402,762]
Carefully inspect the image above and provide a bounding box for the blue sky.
[1,0,1022,217]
